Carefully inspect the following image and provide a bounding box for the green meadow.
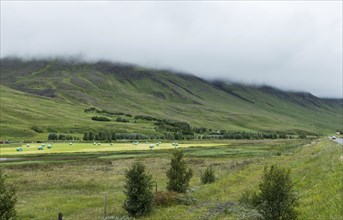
[1,138,342,219]
[1,59,342,141]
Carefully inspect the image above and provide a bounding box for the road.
[335,138,343,145]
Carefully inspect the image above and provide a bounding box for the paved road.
[0,158,23,162]
[335,138,343,145]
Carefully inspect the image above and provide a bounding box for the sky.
[1,1,342,98]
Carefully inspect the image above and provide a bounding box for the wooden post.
[58,213,63,220]
[104,193,107,220]
[155,181,158,193]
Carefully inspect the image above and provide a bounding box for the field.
[1,138,342,219]
[0,142,227,156]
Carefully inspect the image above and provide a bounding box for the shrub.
[0,168,17,220]
[175,191,198,205]
[83,132,88,141]
[123,160,153,217]
[91,116,111,121]
[255,165,298,220]
[48,133,58,140]
[116,117,129,123]
[299,134,306,139]
[31,125,43,133]
[201,166,216,184]
[166,149,193,193]
[153,191,178,207]
[239,189,259,208]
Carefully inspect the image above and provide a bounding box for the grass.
[1,58,342,141]
[0,142,226,156]
[2,138,341,219]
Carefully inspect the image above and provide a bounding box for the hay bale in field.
[26,144,30,147]
[16,147,23,152]
[47,144,52,149]
[42,143,45,147]
[149,144,155,149]
[38,146,44,150]
[69,142,73,145]
[93,142,96,145]
[172,143,179,147]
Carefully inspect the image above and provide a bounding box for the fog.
[1,1,341,97]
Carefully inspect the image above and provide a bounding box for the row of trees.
[82,131,155,141]
[48,130,307,142]
[124,150,298,219]
[48,133,80,141]
[84,107,132,117]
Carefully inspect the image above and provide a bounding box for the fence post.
[58,213,63,220]
[104,193,107,220]
[155,181,158,193]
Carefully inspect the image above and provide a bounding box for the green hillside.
[0,58,341,140]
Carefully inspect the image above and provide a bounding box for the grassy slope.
[2,139,341,219]
[0,58,342,140]
[0,85,158,140]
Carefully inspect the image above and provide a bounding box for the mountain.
[0,57,342,140]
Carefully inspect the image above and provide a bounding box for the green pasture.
[0,139,305,157]
[2,139,341,219]
[0,142,224,156]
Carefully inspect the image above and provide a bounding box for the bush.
[123,160,153,217]
[239,189,259,208]
[166,149,193,193]
[201,166,216,184]
[91,116,111,121]
[31,125,43,133]
[153,191,178,207]
[299,134,306,139]
[48,133,58,140]
[116,117,129,123]
[0,168,17,220]
[175,191,198,205]
[255,165,298,220]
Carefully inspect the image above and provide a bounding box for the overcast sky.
[1,1,342,97]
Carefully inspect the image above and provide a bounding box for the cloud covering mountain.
[1,1,341,97]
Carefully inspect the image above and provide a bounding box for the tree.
[0,168,17,219]
[83,132,88,141]
[166,149,193,193]
[48,133,58,140]
[255,165,298,220]
[111,132,116,141]
[201,166,215,184]
[123,160,153,217]
[88,132,94,141]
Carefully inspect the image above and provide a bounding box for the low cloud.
[1,1,341,97]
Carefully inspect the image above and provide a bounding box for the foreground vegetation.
[1,138,341,219]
